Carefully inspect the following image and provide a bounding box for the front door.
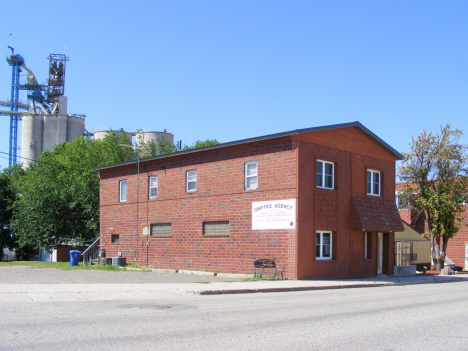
[377,232,383,274]
[465,242,468,271]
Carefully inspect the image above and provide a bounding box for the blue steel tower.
[6,47,24,167]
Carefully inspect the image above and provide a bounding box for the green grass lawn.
[0,261,150,272]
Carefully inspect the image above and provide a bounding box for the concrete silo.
[20,96,85,167]
[93,130,132,142]
[135,130,174,155]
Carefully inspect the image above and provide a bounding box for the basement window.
[111,234,120,243]
[203,221,229,236]
[151,223,172,236]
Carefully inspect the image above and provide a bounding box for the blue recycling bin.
[69,250,81,267]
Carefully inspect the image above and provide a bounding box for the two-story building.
[96,121,403,279]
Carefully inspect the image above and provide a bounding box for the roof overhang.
[350,196,404,232]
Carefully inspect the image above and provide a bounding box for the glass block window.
[151,223,172,236]
[119,180,127,202]
[245,162,258,190]
[317,160,334,189]
[187,170,197,192]
[316,231,332,260]
[149,176,158,199]
[203,221,229,236]
[367,170,380,196]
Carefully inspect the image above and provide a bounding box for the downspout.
[136,156,140,263]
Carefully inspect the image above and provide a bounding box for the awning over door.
[350,196,404,232]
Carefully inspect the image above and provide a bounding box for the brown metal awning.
[350,196,404,232]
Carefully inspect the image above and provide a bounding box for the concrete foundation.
[393,265,417,277]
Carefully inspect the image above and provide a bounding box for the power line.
[0,151,37,163]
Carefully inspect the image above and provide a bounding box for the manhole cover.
[120,304,173,310]
[119,303,196,311]
[140,305,172,310]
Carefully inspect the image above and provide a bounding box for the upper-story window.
[395,192,409,209]
[245,162,258,190]
[367,170,380,196]
[119,180,127,202]
[186,170,197,192]
[149,176,158,199]
[317,160,334,189]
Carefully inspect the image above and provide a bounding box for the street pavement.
[1,265,467,302]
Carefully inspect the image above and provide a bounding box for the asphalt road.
[1,267,467,350]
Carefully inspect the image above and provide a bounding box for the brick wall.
[100,139,298,277]
[296,128,397,279]
[99,126,401,279]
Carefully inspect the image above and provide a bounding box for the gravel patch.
[0,266,243,284]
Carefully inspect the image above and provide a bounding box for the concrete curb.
[148,268,252,279]
[195,277,468,295]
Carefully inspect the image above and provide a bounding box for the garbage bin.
[69,250,81,267]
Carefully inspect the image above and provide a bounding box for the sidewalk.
[1,270,467,302]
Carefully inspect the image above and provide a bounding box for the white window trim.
[119,180,127,202]
[316,231,332,260]
[317,160,334,189]
[186,170,197,192]
[245,161,258,190]
[149,176,158,199]
[367,170,381,196]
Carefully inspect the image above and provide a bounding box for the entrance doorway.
[377,232,383,274]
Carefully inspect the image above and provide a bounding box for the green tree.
[135,133,219,158]
[10,133,135,250]
[0,165,27,260]
[398,125,468,270]
[182,139,219,150]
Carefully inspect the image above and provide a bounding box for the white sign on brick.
[252,199,296,230]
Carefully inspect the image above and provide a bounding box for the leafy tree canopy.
[398,125,468,269]
[0,165,23,259]
[10,133,135,250]
[8,133,219,251]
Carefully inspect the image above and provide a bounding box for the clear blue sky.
[1,1,467,171]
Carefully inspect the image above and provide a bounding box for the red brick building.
[396,182,468,270]
[97,122,403,279]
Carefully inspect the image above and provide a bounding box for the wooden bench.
[253,259,284,280]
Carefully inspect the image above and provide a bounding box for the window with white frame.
[395,192,408,210]
[186,170,197,192]
[245,162,258,190]
[317,160,334,189]
[119,180,127,202]
[367,170,380,196]
[316,231,332,260]
[149,176,158,199]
